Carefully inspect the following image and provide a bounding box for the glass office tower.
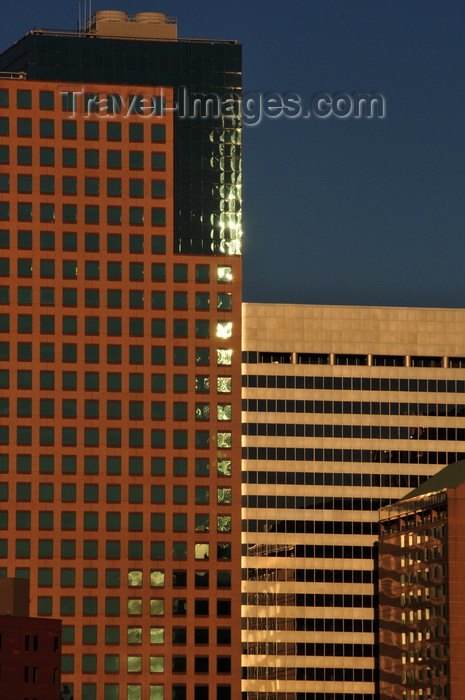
[0,12,242,700]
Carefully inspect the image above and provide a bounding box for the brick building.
[379,459,465,699]
[0,577,61,700]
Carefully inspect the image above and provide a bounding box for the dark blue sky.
[1,1,464,308]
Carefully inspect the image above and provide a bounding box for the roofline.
[242,301,465,313]
[379,488,447,522]
[21,28,238,45]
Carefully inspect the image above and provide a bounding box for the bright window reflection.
[128,599,142,615]
[128,570,142,587]
[216,322,232,339]
[217,460,232,476]
[127,685,142,700]
[150,570,164,587]
[150,627,164,644]
[195,543,210,559]
[217,404,231,420]
[217,515,232,532]
[150,599,165,616]
[150,657,164,673]
[217,349,232,365]
[218,487,232,504]
[217,266,232,282]
[127,627,142,644]
[217,432,232,448]
[217,377,231,393]
[128,656,142,673]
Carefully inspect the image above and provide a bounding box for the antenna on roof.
[78,0,85,33]
[77,0,94,34]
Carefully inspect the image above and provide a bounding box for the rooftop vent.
[90,10,177,40]
[134,12,168,23]
[93,10,128,22]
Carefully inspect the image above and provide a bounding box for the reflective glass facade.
[0,31,242,255]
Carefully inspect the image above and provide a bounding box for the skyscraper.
[241,302,465,700]
[0,12,242,700]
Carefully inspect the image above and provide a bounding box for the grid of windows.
[243,372,465,392]
[242,469,422,488]
[0,76,242,700]
[243,520,378,535]
[243,695,375,700]
[243,351,465,369]
[242,446,465,465]
[1,30,242,256]
[245,616,376,631]
[243,397,465,415]
[242,304,465,700]
[379,500,450,699]
[243,422,465,441]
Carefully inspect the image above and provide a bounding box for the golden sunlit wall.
[241,303,465,700]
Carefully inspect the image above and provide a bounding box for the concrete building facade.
[241,303,465,700]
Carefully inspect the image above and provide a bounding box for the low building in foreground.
[379,459,465,700]
[0,577,61,700]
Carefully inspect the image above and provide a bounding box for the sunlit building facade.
[241,303,465,700]
[0,11,242,700]
[379,459,465,700]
